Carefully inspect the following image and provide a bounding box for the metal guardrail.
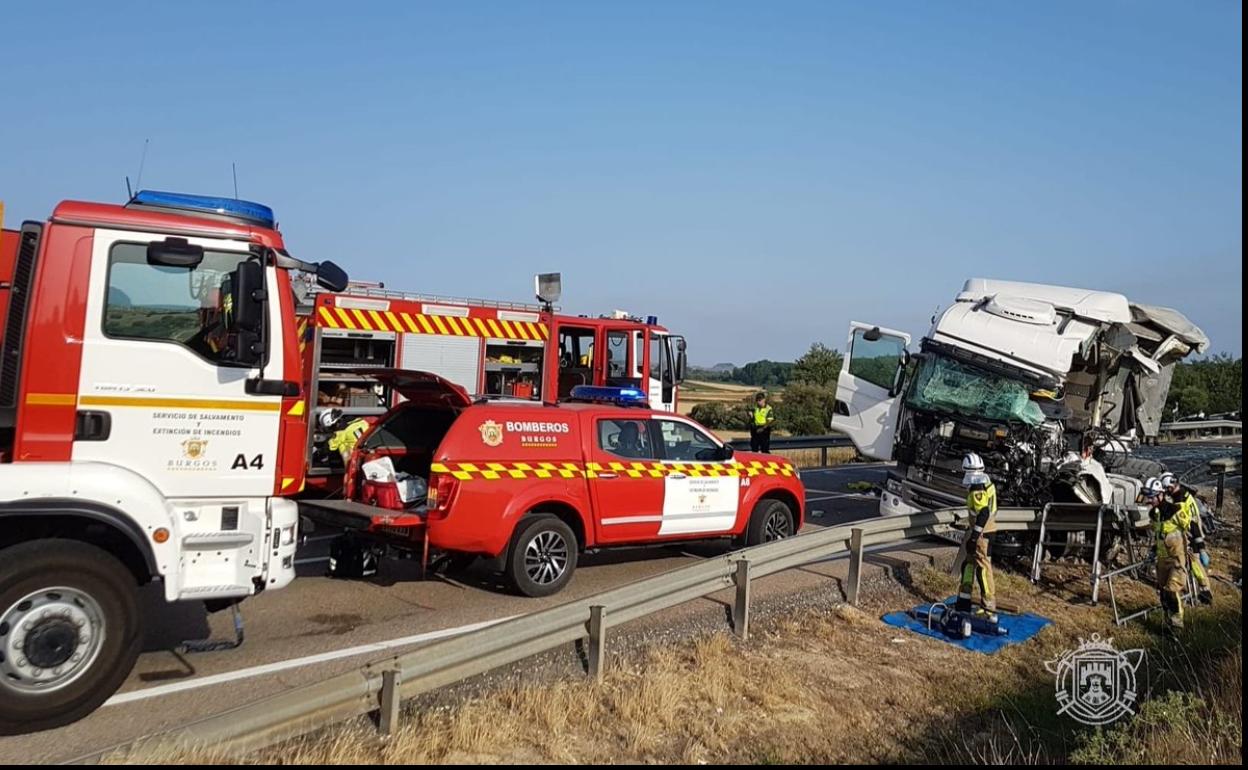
[85,505,1051,762]
[727,434,853,465]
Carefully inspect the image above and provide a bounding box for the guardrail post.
[820,446,828,467]
[588,605,607,681]
[379,668,401,736]
[847,528,865,605]
[733,559,751,640]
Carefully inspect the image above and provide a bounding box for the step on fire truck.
[295,273,689,492]
[0,191,348,734]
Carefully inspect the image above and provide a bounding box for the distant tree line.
[690,343,844,434]
[1166,355,1242,419]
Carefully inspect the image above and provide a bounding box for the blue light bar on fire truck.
[569,385,649,406]
[128,190,277,229]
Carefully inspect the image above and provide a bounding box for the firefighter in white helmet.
[1143,475,1192,629]
[957,452,998,622]
[1160,472,1213,606]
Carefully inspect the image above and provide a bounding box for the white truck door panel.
[73,229,281,498]
[831,322,911,461]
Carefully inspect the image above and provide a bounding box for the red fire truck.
[1,191,348,733]
[295,276,688,491]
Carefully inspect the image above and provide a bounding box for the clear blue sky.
[2,1,1240,364]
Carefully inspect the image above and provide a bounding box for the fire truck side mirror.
[230,261,266,334]
[147,238,204,269]
[673,336,687,383]
[316,260,349,292]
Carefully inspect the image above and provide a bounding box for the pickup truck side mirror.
[717,444,735,461]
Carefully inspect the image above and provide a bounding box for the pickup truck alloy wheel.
[744,499,796,547]
[525,531,570,585]
[508,516,579,597]
[1,586,105,695]
[763,508,793,541]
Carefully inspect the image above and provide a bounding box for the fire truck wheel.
[507,515,579,597]
[0,540,142,735]
[744,499,795,547]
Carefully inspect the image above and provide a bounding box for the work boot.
[1167,613,1184,631]
[1198,589,1213,605]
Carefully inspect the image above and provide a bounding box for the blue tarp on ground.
[881,597,1053,654]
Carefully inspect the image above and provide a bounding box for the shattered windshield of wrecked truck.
[906,354,1046,426]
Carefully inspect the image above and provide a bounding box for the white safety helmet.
[1160,472,1178,489]
[1142,476,1164,498]
[318,408,343,431]
[962,452,989,487]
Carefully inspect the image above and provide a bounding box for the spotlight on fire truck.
[535,272,562,310]
[569,385,649,406]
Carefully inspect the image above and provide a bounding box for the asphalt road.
[1,463,891,763]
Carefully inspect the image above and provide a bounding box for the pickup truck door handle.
[668,473,687,479]
[597,472,619,479]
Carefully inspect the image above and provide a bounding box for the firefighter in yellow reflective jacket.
[957,453,998,621]
[325,411,372,464]
[1143,476,1191,629]
[1162,472,1213,605]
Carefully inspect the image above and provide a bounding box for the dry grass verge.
[115,493,1243,765]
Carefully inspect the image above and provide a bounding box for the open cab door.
[831,322,911,460]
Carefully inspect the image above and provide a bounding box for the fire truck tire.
[507,515,579,597]
[744,499,795,547]
[0,540,142,735]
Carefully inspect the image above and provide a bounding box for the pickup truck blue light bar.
[569,385,649,405]
[129,190,276,229]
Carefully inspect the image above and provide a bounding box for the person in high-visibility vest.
[1143,476,1194,630]
[956,452,998,622]
[749,392,775,453]
[1162,472,1213,605]
[327,415,372,463]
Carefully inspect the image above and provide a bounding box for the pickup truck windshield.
[907,354,1045,426]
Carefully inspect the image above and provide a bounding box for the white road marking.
[805,491,876,500]
[104,616,517,707]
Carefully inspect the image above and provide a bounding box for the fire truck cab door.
[73,229,283,498]
[830,322,911,461]
[647,332,680,412]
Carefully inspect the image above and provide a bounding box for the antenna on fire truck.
[232,162,240,199]
[134,138,150,194]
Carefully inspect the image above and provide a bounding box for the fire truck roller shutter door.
[400,334,482,396]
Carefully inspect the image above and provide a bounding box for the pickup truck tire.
[744,498,795,547]
[507,515,578,597]
[0,540,142,735]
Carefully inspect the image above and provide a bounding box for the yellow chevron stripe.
[430,315,449,335]
[474,318,491,336]
[333,307,355,329]
[417,314,435,334]
[351,308,373,331]
[486,318,504,338]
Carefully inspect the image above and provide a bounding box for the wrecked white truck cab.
[833,279,1209,553]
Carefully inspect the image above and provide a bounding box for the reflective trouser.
[956,530,995,613]
[1157,531,1188,627]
